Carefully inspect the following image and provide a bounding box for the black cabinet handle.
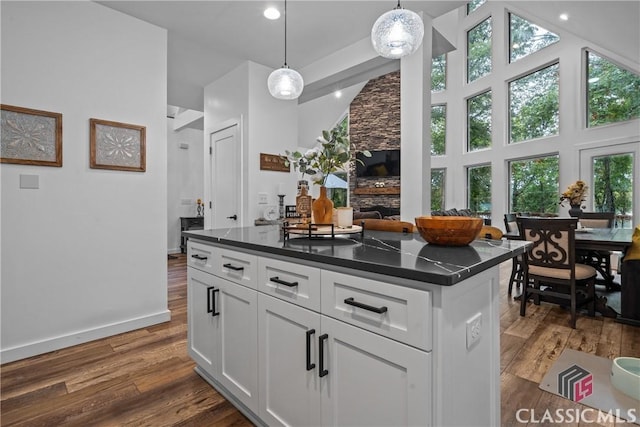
[319,333,328,377]
[270,276,298,287]
[223,263,244,271]
[306,329,316,371]
[206,286,215,314]
[344,297,388,314]
[211,288,220,317]
[192,254,207,261]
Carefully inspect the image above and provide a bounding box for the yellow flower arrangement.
[559,180,588,206]
[196,198,202,205]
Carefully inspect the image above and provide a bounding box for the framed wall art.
[90,118,146,172]
[1,104,63,167]
[260,153,290,172]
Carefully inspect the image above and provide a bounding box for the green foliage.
[510,64,559,143]
[468,92,491,151]
[467,0,486,15]
[431,105,446,155]
[587,52,640,127]
[509,156,559,213]
[431,169,445,211]
[467,18,492,82]
[509,14,559,63]
[431,54,446,92]
[592,154,633,216]
[468,165,491,213]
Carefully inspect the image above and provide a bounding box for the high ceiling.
[98,1,639,111]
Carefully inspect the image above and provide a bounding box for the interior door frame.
[578,138,639,226]
[206,116,245,229]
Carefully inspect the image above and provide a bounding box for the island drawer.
[212,248,258,289]
[320,270,432,351]
[257,257,320,311]
[187,240,218,274]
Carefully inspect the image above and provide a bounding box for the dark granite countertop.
[183,225,530,286]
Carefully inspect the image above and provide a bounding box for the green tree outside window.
[509,13,559,63]
[467,18,492,83]
[431,104,446,155]
[592,153,634,227]
[431,169,446,211]
[431,54,446,92]
[468,164,491,216]
[468,91,492,151]
[509,156,559,214]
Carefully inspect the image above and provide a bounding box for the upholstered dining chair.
[518,218,597,329]
[577,212,616,288]
[504,213,524,295]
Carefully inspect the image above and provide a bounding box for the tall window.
[509,13,559,63]
[467,164,492,216]
[468,91,492,151]
[467,18,492,83]
[431,54,446,92]
[592,153,634,227]
[587,51,640,127]
[509,155,559,214]
[431,104,446,155]
[509,63,559,143]
[467,0,486,15]
[431,169,446,211]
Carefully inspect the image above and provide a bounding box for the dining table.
[505,226,637,326]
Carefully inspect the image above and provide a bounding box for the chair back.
[504,213,519,234]
[518,217,578,275]
[579,212,614,229]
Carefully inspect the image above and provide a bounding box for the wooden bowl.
[414,216,484,246]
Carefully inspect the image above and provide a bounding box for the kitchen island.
[183,225,529,427]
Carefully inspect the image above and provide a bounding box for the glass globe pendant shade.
[371,7,424,59]
[268,66,304,100]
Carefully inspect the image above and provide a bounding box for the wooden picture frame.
[1,104,63,167]
[260,153,290,172]
[90,118,146,172]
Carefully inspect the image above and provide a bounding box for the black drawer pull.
[319,333,328,377]
[223,263,244,271]
[191,254,207,261]
[344,297,388,314]
[270,276,298,287]
[211,288,220,317]
[306,329,316,371]
[206,286,215,314]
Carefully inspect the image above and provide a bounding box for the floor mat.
[539,349,639,424]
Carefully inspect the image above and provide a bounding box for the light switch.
[19,174,39,189]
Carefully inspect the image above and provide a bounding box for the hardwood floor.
[1,255,638,426]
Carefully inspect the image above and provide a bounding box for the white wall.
[167,119,204,253]
[0,1,169,362]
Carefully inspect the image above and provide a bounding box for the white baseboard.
[1,310,171,364]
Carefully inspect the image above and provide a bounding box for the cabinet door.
[320,316,431,427]
[215,276,259,413]
[187,267,217,377]
[258,294,321,427]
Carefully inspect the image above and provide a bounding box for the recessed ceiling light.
[559,13,569,21]
[334,90,342,99]
[264,7,280,20]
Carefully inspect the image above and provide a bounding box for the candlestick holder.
[277,194,285,220]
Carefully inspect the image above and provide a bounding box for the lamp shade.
[371,8,424,59]
[268,66,304,100]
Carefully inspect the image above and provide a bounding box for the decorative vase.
[312,186,334,225]
[568,204,583,218]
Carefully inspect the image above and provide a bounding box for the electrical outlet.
[466,313,482,349]
[258,192,268,204]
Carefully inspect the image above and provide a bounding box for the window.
[509,63,559,143]
[467,164,491,216]
[509,13,559,63]
[431,104,446,155]
[467,91,492,151]
[587,51,640,127]
[592,153,634,227]
[431,168,446,211]
[509,155,559,214]
[467,18,492,83]
[467,0,486,15]
[431,54,446,92]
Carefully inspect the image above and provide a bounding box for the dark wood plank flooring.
[1,255,638,426]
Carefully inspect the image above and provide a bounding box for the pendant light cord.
[284,0,288,67]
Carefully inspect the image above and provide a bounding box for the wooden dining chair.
[577,212,616,288]
[504,213,524,295]
[519,217,597,329]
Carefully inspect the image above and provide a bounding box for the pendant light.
[268,0,304,100]
[371,0,425,59]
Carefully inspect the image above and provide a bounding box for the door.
[187,268,217,377]
[258,294,322,427]
[211,124,240,228]
[319,315,431,427]
[214,276,259,413]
